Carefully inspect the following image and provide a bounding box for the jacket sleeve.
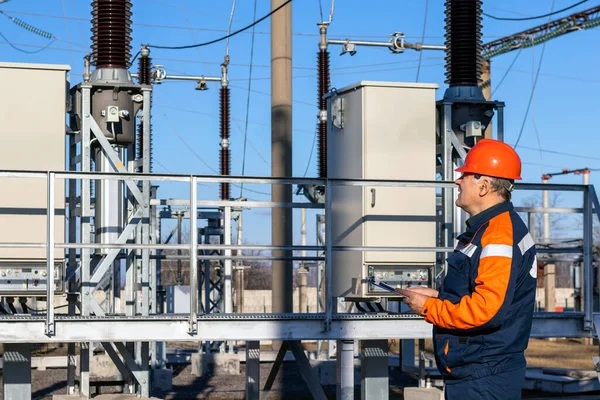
[421,212,517,331]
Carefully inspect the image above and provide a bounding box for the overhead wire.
[0,31,55,53]
[491,48,523,96]
[303,126,318,177]
[415,0,429,82]
[519,145,600,162]
[483,0,587,21]
[529,35,545,176]
[318,0,324,22]
[514,1,556,149]
[158,106,271,196]
[178,0,208,65]
[148,0,292,50]
[225,0,237,56]
[239,0,258,197]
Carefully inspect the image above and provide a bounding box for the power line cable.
[491,47,523,96]
[0,30,55,53]
[159,106,271,196]
[415,0,429,82]
[529,34,545,175]
[483,0,587,21]
[148,0,292,50]
[318,0,324,22]
[225,0,237,56]
[303,126,318,177]
[519,145,600,161]
[240,0,258,198]
[514,2,555,149]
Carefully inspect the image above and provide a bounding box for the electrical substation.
[0,0,599,399]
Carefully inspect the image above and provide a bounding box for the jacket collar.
[465,201,513,231]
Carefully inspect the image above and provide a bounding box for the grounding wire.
[303,126,318,177]
[0,30,55,53]
[239,0,258,198]
[483,0,587,21]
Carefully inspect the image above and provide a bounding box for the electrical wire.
[328,0,334,23]
[159,106,271,196]
[518,145,600,161]
[148,0,292,50]
[240,0,258,198]
[514,2,555,149]
[0,31,55,53]
[491,47,523,96]
[225,0,237,56]
[529,35,545,176]
[415,0,429,82]
[178,0,208,65]
[318,0,324,22]
[303,126,318,177]
[483,0,587,21]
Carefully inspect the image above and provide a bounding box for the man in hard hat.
[397,139,537,400]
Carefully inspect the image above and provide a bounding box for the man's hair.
[489,177,514,202]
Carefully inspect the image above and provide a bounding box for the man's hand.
[405,286,438,298]
[395,288,432,314]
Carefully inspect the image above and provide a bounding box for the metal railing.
[0,170,597,336]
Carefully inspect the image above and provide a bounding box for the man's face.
[455,173,482,213]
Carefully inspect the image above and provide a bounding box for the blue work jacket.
[421,202,537,383]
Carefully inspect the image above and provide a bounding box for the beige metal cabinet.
[327,81,438,298]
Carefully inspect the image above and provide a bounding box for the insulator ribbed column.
[136,49,152,172]
[220,87,231,200]
[444,0,483,87]
[91,0,133,69]
[317,50,330,178]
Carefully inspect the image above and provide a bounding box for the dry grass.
[525,338,597,370]
[389,337,598,371]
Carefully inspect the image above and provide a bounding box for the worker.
[397,139,537,400]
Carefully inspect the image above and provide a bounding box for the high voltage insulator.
[9,17,54,39]
[91,0,133,69]
[220,86,231,201]
[136,48,153,172]
[317,50,330,178]
[444,0,483,87]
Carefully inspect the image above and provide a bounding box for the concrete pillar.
[543,179,555,313]
[271,0,294,350]
[3,344,31,400]
[360,340,388,400]
[336,340,354,400]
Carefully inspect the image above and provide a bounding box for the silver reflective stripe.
[518,233,535,255]
[459,243,477,258]
[480,244,513,259]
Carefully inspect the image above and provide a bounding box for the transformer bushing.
[441,0,502,147]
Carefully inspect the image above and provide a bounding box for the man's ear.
[479,178,492,197]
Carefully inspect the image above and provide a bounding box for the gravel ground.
[2,363,599,399]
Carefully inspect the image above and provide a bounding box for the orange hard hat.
[455,139,522,180]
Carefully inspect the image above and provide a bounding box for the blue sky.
[0,0,598,244]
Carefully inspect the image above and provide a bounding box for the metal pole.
[235,211,244,313]
[336,339,354,400]
[543,178,556,313]
[583,170,593,330]
[299,208,308,312]
[46,172,55,336]
[189,177,198,334]
[271,0,293,344]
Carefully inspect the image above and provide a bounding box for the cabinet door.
[363,186,436,263]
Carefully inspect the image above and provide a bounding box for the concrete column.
[271,0,294,348]
[3,344,31,400]
[336,340,355,400]
[245,341,260,400]
[361,340,388,400]
[299,208,308,312]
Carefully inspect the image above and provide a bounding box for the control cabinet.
[327,81,438,298]
[0,63,70,295]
